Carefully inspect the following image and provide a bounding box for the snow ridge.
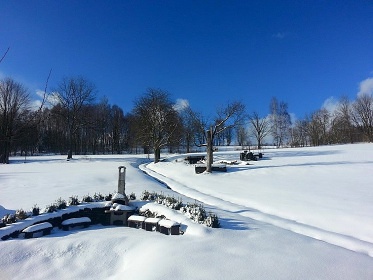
[140,162,373,257]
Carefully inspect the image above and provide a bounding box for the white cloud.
[289,112,297,125]
[173,98,189,112]
[30,99,43,111]
[357,77,373,97]
[39,90,60,106]
[272,32,287,39]
[30,89,60,111]
[322,96,339,114]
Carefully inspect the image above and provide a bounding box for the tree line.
[1,75,373,165]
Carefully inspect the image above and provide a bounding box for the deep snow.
[0,144,373,279]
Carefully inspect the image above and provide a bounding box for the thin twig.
[0,47,10,64]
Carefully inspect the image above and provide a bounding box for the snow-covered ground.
[1,144,373,279]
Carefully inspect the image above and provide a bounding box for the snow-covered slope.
[1,144,372,279]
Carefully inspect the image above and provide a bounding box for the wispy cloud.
[173,98,189,112]
[357,77,373,97]
[322,96,339,114]
[31,89,60,111]
[272,32,287,39]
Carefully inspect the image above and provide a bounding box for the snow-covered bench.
[144,217,161,232]
[61,217,91,231]
[158,219,180,235]
[127,215,146,229]
[195,164,227,174]
[22,222,53,239]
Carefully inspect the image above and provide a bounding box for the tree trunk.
[206,128,213,173]
[154,147,161,163]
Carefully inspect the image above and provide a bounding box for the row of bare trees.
[243,95,373,149]
[290,94,373,147]
[1,72,373,166]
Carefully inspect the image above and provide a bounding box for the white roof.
[145,217,161,224]
[115,205,134,211]
[127,215,146,222]
[22,222,53,233]
[61,217,91,226]
[158,219,179,227]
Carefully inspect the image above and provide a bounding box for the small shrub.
[156,195,183,210]
[155,193,166,202]
[181,203,207,223]
[93,192,105,201]
[81,194,93,203]
[104,193,113,201]
[204,213,220,228]
[31,204,40,216]
[2,214,16,224]
[68,196,80,206]
[129,192,136,200]
[139,209,156,218]
[140,190,157,201]
[165,196,183,210]
[15,209,30,220]
[44,204,58,213]
[55,197,67,209]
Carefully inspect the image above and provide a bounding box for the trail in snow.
[140,163,373,258]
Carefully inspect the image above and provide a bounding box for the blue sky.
[1,0,372,119]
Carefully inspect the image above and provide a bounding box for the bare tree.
[269,97,291,147]
[307,109,330,146]
[289,119,309,147]
[54,76,96,159]
[178,106,198,153]
[0,77,30,163]
[248,112,270,149]
[352,93,373,142]
[110,105,126,154]
[329,96,355,144]
[133,88,180,163]
[194,101,245,173]
[236,125,250,147]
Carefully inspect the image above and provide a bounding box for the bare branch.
[0,47,10,64]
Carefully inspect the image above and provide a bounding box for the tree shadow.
[218,217,253,231]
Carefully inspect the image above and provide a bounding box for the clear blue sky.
[1,0,372,119]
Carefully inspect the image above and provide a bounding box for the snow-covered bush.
[140,190,157,201]
[44,204,58,213]
[68,196,80,206]
[93,192,105,201]
[129,192,136,200]
[81,194,93,203]
[1,213,16,224]
[139,209,165,219]
[55,197,67,209]
[180,203,220,228]
[15,209,30,220]
[140,209,156,218]
[156,195,183,210]
[181,203,207,223]
[31,204,40,216]
[104,193,112,201]
[204,213,220,228]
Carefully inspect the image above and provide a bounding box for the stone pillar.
[118,166,126,195]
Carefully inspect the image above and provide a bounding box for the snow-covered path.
[141,161,373,257]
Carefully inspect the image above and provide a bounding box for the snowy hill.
[1,144,373,279]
